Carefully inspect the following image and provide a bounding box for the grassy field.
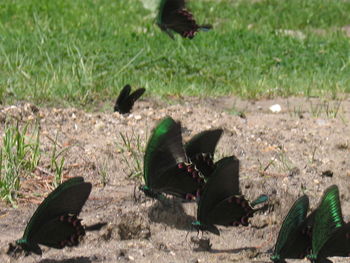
[1,0,350,107]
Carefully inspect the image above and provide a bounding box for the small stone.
[134,115,142,120]
[269,104,281,113]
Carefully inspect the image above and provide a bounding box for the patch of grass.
[1,0,350,106]
[0,122,41,205]
[117,130,145,178]
[49,132,67,187]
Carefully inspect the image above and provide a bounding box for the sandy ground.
[0,96,350,263]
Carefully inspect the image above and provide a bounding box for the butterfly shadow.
[209,246,259,254]
[148,199,196,231]
[39,256,91,263]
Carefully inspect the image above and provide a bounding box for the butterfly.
[8,177,92,256]
[271,195,315,263]
[114,84,145,114]
[185,129,223,179]
[140,116,205,200]
[156,0,212,39]
[308,185,349,263]
[192,156,268,235]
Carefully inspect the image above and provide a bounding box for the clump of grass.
[117,130,146,178]
[49,132,66,187]
[0,122,41,205]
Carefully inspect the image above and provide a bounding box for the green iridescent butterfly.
[308,185,349,263]
[157,0,212,39]
[140,117,205,200]
[8,177,92,256]
[192,156,268,235]
[271,195,315,262]
[185,129,223,179]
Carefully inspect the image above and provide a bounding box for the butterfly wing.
[17,177,91,253]
[197,156,240,224]
[157,0,185,25]
[129,88,145,105]
[143,117,204,199]
[271,195,310,262]
[205,195,254,226]
[157,0,211,39]
[310,185,344,261]
[31,215,85,249]
[185,129,223,178]
[114,84,132,113]
[316,222,350,259]
[152,165,204,199]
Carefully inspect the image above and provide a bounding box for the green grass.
[1,0,350,107]
[0,122,40,205]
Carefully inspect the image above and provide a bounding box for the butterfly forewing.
[158,0,185,24]
[271,195,310,261]
[143,117,187,187]
[116,85,131,107]
[21,177,91,244]
[311,185,344,259]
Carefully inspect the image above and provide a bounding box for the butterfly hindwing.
[316,222,350,259]
[185,129,223,178]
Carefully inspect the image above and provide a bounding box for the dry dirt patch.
[0,96,350,262]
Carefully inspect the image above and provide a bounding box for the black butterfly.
[185,129,223,179]
[192,156,268,235]
[157,0,212,39]
[140,117,205,200]
[114,84,145,114]
[8,177,92,256]
[271,195,315,263]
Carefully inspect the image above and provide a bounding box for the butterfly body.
[114,84,145,114]
[11,177,91,255]
[157,0,212,39]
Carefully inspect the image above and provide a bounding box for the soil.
[0,96,350,263]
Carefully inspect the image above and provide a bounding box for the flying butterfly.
[185,129,223,178]
[140,116,205,200]
[8,177,92,256]
[308,185,349,263]
[114,84,145,114]
[192,156,268,235]
[157,0,212,39]
[271,195,314,263]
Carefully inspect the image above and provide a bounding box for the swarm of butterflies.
[6,0,350,262]
[8,116,350,263]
